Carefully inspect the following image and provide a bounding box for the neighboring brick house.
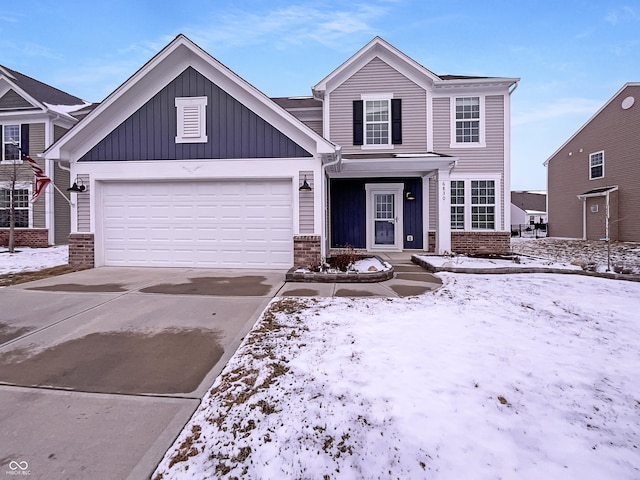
[46,35,519,268]
[0,65,92,247]
[545,83,640,242]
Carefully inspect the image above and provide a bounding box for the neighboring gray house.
[0,65,91,247]
[46,35,519,269]
[511,190,547,226]
[545,83,640,242]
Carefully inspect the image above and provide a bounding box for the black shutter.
[391,98,402,145]
[353,100,363,146]
[21,124,29,159]
[0,126,3,161]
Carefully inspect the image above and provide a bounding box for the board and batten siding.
[299,171,314,234]
[80,66,311,161]
[328,57,427,154]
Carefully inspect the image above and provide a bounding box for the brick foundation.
[293,235,321,267]
[0,229,49,248]
[68,233,95,267]
[451,231,511,255]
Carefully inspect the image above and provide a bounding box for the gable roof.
[312,36,518,97]
[46,34,335,162]
[511,191,547,212]
[0,65,86,106]
[544,82,640,166]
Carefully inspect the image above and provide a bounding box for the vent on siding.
[590,205,598,213]
[175,96,208,143]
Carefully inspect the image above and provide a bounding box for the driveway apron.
[0,267,285,480]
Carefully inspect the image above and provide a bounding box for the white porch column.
[436,168,451,254]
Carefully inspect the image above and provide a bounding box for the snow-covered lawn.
[154,272,640,479]
[0,245,68,275]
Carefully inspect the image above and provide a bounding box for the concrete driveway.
[0,267,285,480]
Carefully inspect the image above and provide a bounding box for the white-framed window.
[0,183,31,228]
[361,93,393,148]
[471,180,495,229]
[589,151,604,179]
[450,178,498,230]
[450,180,465,230]
[450,96,485,147]
[175,96,208,143]
[2,124,21,162]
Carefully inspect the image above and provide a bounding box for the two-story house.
[45,35,518,269]
[1,65,91,247]
[545,83,640,242]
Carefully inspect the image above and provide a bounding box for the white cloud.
[605,5,640,25]
[181,2,390,52]
[512,97,603,126]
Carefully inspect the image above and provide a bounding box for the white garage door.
[102,180,293,268]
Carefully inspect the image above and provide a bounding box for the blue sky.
[2,0,638,190]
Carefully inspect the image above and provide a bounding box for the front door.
[365,183,404,251]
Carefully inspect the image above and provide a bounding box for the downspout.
[320,145,342,260]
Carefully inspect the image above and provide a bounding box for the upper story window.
[175,97,208,144]
[366,100,390,145]
[2,124,21,162]
[589,151,604,179]
[353,95,402,147]
[451,96,485,147]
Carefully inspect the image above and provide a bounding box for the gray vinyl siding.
[29,123,46,228]
[328,57,427,154]
[77,174,90,232]
[80,66,311,161]
[0,89,35,110]
[299,171,314,234]
[53,125,71,243]
[432,95,506,231]
[432,95,505,174]
[548,84,640,241]
[302,120,322,136]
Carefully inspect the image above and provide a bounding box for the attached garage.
[100,180,293,268]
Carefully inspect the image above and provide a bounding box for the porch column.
[436,168,451,254]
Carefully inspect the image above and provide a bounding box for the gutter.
[320,146,342,260]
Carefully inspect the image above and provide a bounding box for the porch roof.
[577,185,619,198]
[327,151,458,176]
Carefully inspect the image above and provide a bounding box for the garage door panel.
[102,180,293,268]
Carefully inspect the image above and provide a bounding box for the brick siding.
[293,235,321,267]
[451,231,511,255]
[0,229,49,248]
[68,233,95,267]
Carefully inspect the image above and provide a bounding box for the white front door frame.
[365,183,404,251]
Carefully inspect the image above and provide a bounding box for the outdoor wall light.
[67,177,86,193]
[299,176,312,192]
[405,191,416,201]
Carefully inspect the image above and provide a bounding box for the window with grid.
[0,188,30,227]
[455,97,480,143]
[471,180,495,229]
[450,180,465,229]
[2,124,21,162]
[589,151,604,179]
[365,100,390,145]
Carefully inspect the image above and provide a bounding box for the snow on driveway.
[154,272,640,480]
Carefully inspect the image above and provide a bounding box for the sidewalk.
[277,252,442,298]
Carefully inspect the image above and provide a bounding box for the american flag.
[23,154,51,203]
